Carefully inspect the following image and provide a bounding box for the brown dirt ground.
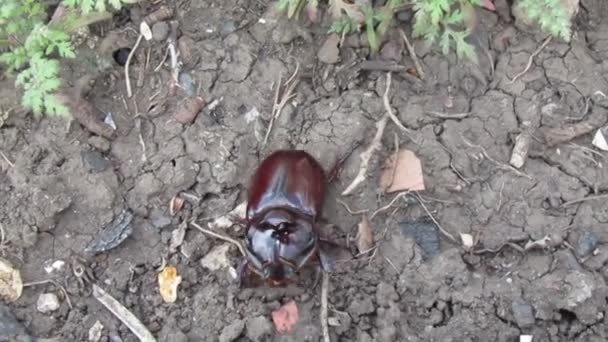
[2,0,608,341]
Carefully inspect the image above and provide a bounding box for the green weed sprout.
[0,0,129,118]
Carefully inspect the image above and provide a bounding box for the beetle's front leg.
[237,259,251,288]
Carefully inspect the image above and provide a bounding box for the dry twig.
[93,284,156,342]
[190,221,246,256]
[460,134,532,179]
[321,272,330,342]
[426,111,471,119]
[342,74,392,195]
[370,191,410,219]
[382,74,415,140]
[262,62,300,148]
[414,192,458,244]
[125,33,143,98]
[508,36,551,84]
[0,150,14,168]
[337,199,368,215]
[561,193,608,207]
[399,29,425,80]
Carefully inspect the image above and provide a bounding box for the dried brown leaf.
[356,215,375,253]
[158,265,182,303]
[379,149,425,193]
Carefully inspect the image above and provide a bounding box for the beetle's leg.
[237,259,251,288]
[311,265,323,290]
[317,242,336,273]
[327,140,364,183]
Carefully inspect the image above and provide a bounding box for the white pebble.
[36,293,60,313]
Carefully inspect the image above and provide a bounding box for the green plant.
[277,0,575,63]
[411,0,481,62]
[0,0,129,118]
[517,0,572,42]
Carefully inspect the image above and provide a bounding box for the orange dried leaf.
[272,300,299,334]
[356,215,374,254]
[379,149,425,193]
[158,265,182,303]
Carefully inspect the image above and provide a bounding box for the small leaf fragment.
[158,265,182,303]
[272,300,299,334]
[356,215,375,254]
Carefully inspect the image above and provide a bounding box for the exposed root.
[23,279,73,310]
[508,36,551,84]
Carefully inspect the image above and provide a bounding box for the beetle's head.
[243,208,317,286]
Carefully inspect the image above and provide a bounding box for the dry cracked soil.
[1,0,608,341]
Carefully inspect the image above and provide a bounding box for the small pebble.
[37,293,60,313]
[220,20,238,36]
[81,150,109,173]
[318,34,340,64]
[88,136,111,152]
[152,21,170,41]
[511,299,535,328]
[577,231,600,257]
[219,320,245,342]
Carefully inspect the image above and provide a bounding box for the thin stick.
[342,74,392,195]
[23,279,72,309]
[398,28,425,80]
[382,73,414,138]
[426,111,471,119]
[370,191,410,219]
[126,33,143,98]
[262,62,300,148]
[321,272,330,342]
[190,221,246,256]
[460,134,532,179]
[414,192,458,243]
[337,199,368,215]
[0,150,14,168]
[93,284,156,342]
[508,36,551,84]
[561,193,608,207]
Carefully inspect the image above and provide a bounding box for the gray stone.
[245,316,273,341]
[577,231,600,257]
[152,21,170,41]
[0,304,28,337]
[512,299,535,328]
[219,319,244,342]
[81,150,108,173]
